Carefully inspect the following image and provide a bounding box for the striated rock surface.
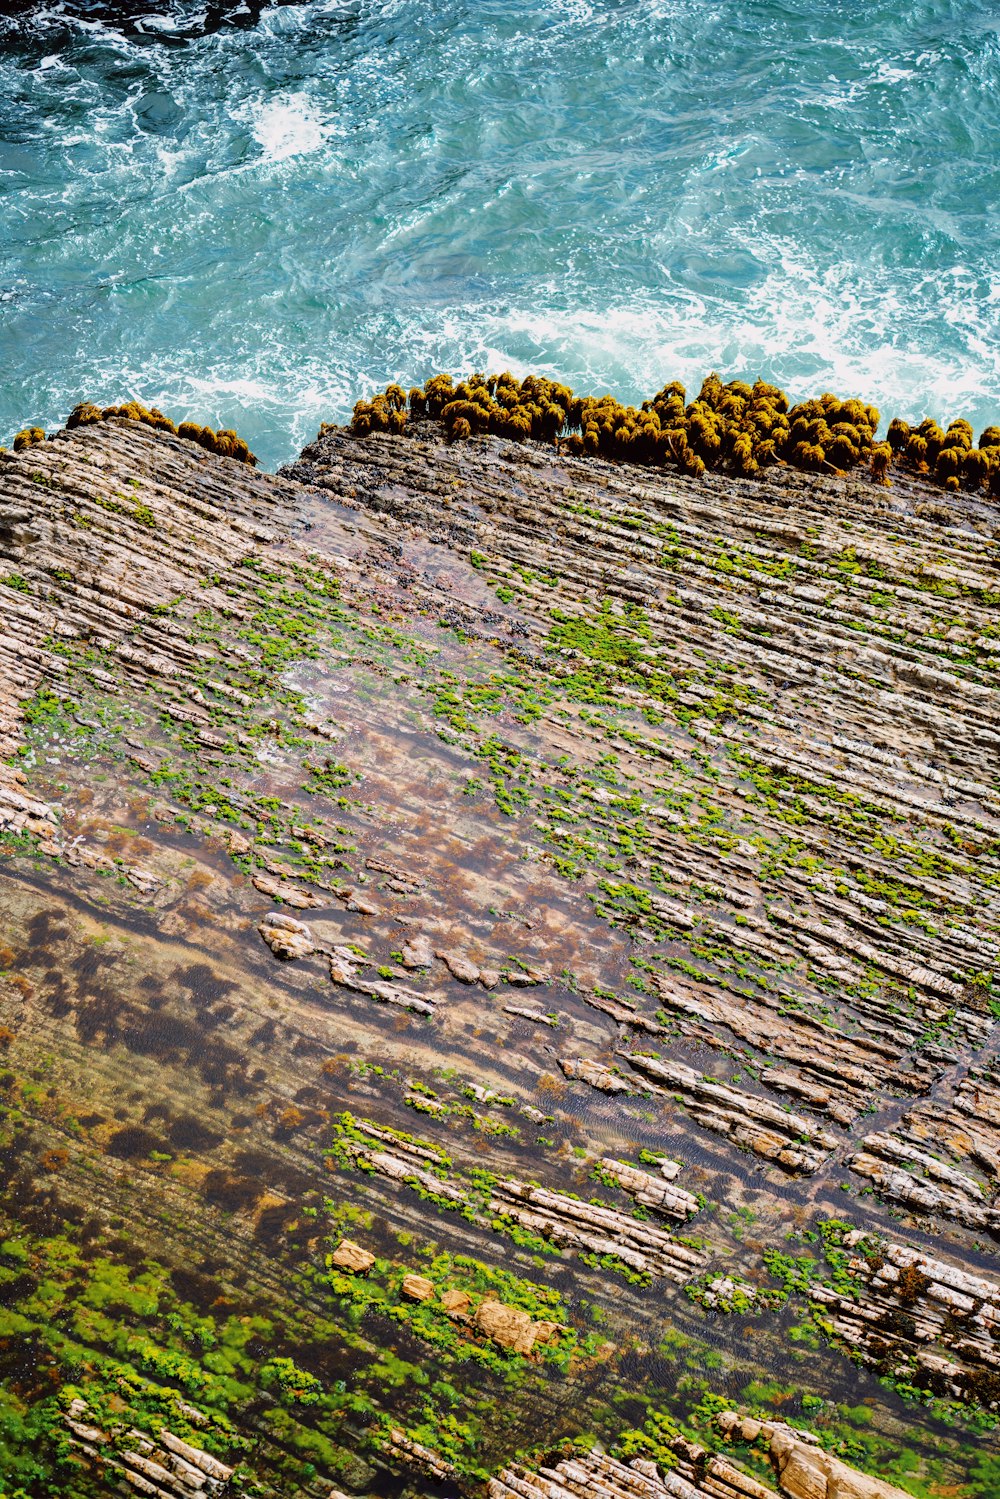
[493,1416,917,1499]
[62,1399,235,1498]
[2,413,1000,1495]
[0,419,299,788]
[808,1231,1000,1401]
[596,1157,699,1219]
[329,1113,707,1283]
[622,1051,840,1174]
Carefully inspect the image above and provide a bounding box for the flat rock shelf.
[1,415,999,1497]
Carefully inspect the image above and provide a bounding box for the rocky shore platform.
[1,413,999,1497]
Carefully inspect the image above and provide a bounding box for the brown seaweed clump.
[348,370,884,481]
[349,383,408,437]
[176,420,256,465]
[878,413,1000,499]
[348,370,1000,502]
[12,426,46,451]
[65,400,257,466]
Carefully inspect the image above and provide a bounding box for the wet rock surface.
[1,417,999,1495]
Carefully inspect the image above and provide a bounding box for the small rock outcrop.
[475,1298,538,1353]
[401,1273,435,1301]
[716,1412,915,1499]
[328,1239,375,1273]
[258,911,315,960]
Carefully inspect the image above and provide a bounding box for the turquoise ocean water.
[1,0,999,470]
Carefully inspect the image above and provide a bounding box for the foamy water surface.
[2,0,999,467]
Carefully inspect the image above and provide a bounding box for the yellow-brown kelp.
[349,371,1000,500]
[65,401,257,466]
[350,383,408,437]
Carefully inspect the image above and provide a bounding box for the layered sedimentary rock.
[2,412,1000,1496]
[490,1413,917,1499]
[847,1058,1000,1230]
[0,420,299,785]
[810,1231,1000,1403]
[621,1052,839,1173]
[329,1113,707,1283]
[62,1399,235,1498]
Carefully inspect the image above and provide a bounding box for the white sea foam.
[250,94,330,163]
[185,374,279,403]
